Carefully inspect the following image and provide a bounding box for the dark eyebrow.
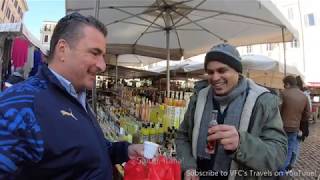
[91,48,105,55]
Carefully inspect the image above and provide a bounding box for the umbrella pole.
[281,27,287,76]
[166,30,170,94]
[115,55,118,88]
[92,0,100,113]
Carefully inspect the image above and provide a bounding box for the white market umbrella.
[108,54,164,68]
[66,0,298,92]
[183,54,205,72]
[242,54,302,89]
[242,54,301,75]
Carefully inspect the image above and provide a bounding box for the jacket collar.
[38,65,71,94]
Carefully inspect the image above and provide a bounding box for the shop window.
[266,43,274,51]
[10,15,14,22]
[5,8,11,19]
[288,7,294,20]
[305,13,316,26]
[44,35,49,43]
[1,0,6,11]
[290,39,299,48]
[246,46,252,53]
[44,24,52,31]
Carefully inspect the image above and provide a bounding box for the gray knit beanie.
[204,43,242,73]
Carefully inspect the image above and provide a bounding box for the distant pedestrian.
[280,75,310,172]
[289,76,312,169]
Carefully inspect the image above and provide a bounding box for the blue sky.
[23,0,65,39]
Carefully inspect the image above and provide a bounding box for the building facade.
[0,0,27,23]
[237,0,320,83]
[40,21,56,50]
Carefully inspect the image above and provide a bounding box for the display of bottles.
[97,86,194,153]
[157,123,164,144]
[149,123,157,142]
[161,90,190,130]
[112,87,191,127]
[132,126,141,144]
[141,123,149,142]
[164,91,168,105]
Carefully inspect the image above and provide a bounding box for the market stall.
[0,22,47,89]
[307,82,320,122]
[94,64,194,167]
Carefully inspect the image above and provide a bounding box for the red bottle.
[206,110,218,154]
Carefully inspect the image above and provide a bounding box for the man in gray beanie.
[176,43,287,180]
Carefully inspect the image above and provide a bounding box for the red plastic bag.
[124,156,181,180]
[124,158,147,180]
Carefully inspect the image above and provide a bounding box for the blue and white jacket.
[0,65,129,180]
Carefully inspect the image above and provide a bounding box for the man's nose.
[209,73,220,81]
[96,56,106,72]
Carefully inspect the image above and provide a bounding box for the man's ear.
[55,39,69,62]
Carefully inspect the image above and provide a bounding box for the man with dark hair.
[291,75,311,170]
[283,75,297,88]
[280,75,310,172]
[48,12,107,61]
[0,13,143,179]
[176,43,287,180]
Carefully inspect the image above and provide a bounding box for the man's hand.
[184,169,199,180]
[207,125,239,151]
[128,144,144,159]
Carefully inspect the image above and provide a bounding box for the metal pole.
[281,27,287,76]
[166,30,170,94]
[94,0,100,18]
[92,0,100,113]
[186,73,189,89]
[115,55,118,88]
